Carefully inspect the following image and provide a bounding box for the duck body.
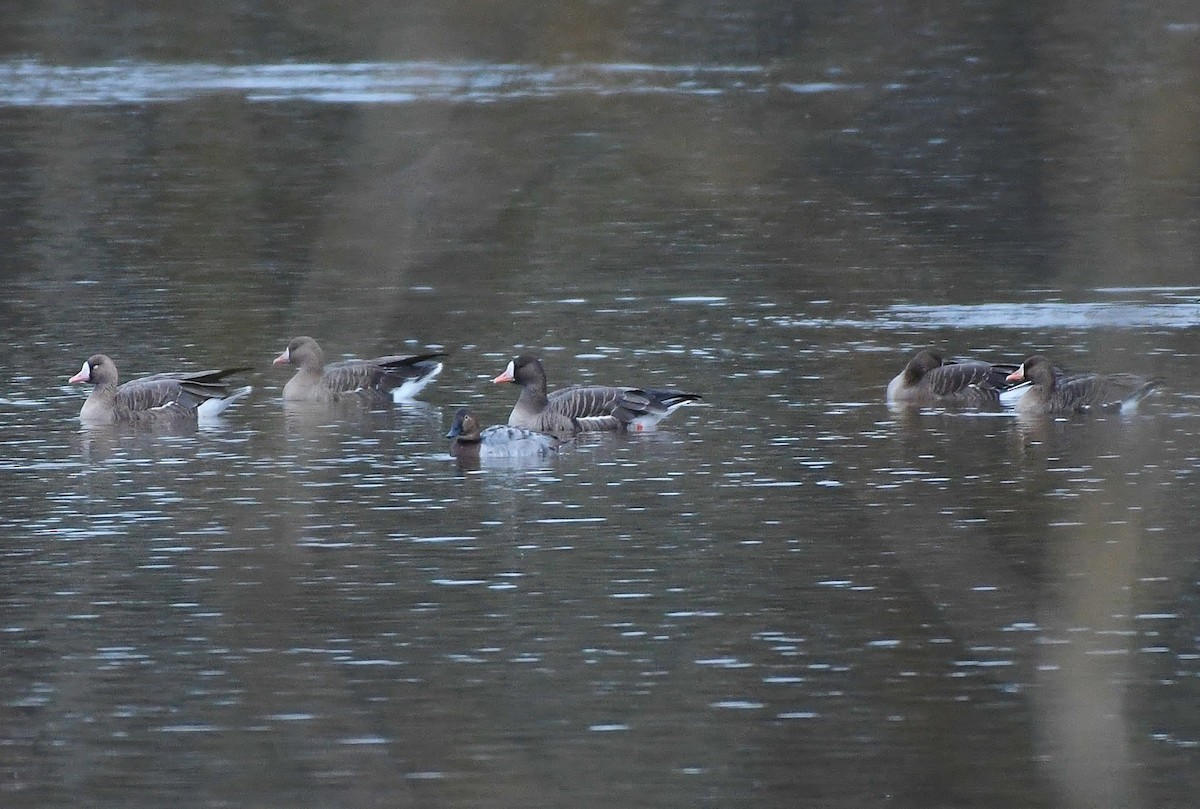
[68,354,251,427]
[273,336,444,403]
[446,407,561,458]
[887,349,1016,408]
[493,355,701,437]
[1006,355,1160,415]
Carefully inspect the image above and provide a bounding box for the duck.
[1005,355,1160,415]
[446,407,562,458]
[272,336,444,403]
[491,355,701,437]
[886,349,1017,408]
[68,354,251,427]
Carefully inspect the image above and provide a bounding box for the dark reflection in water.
[4,1,1200,808]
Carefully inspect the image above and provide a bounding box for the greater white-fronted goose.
[886,349,1016,408]
[446,407,562,459]
[68,354,251,427]
[492,355,701,436]
[272,336,444,403]
[1005,355,1160,415]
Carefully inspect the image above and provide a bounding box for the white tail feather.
[198,385,252,420]
[391,362,443,403]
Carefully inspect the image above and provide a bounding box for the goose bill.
[68,361,91,384]
[492,360,515,384]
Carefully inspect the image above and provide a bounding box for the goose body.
[68,354,251,427]
[887,349,1016,408]
[446,407,561,458]
[273,336,444,403]
[492,355,701,437]
[1006,355,1160,415]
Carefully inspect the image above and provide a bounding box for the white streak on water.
[784,302,1200,330]
[0,60,845,107]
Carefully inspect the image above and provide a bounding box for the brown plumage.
[273,336,444,403]
[1006,355,1160,415]
[886,349,1015,408]
[492,355,701,437]
[68,354,251,427]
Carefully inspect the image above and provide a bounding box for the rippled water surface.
[4,3,1200,808]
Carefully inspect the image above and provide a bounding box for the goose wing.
[320,359,388,394]
[611,388,702,419]
[131,367,251,408]
[324,353,444,394]
[925,361,1003,398]
[549,385,622,418]
[1055,373,1159,412]
[374,352,445,376]
[115,376,190,411]
[548,385,701,431]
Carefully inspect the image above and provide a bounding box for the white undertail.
[391,362,443,403]
[198,386,252,421]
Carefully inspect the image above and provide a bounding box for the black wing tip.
[380,351,448,368]
[642,388,702,402]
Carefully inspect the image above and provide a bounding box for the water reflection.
[0,60,833,107]
[799,298,1200,331]
[448,444,563,474]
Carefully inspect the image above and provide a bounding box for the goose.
[886,349,1017,408]
[68,354,251,426]
[1005,355,1160,415]
[446,407,562,458]
[272,336,444,403]
[492,355,701,436]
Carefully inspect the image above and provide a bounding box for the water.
[4,3,1200,807]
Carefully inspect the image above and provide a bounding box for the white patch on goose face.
[77,361,91,381]
[504,360,515,377]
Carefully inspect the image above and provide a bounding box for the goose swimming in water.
[273,336,444,403]
[492,355,701,437]
[68,354,251,427]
